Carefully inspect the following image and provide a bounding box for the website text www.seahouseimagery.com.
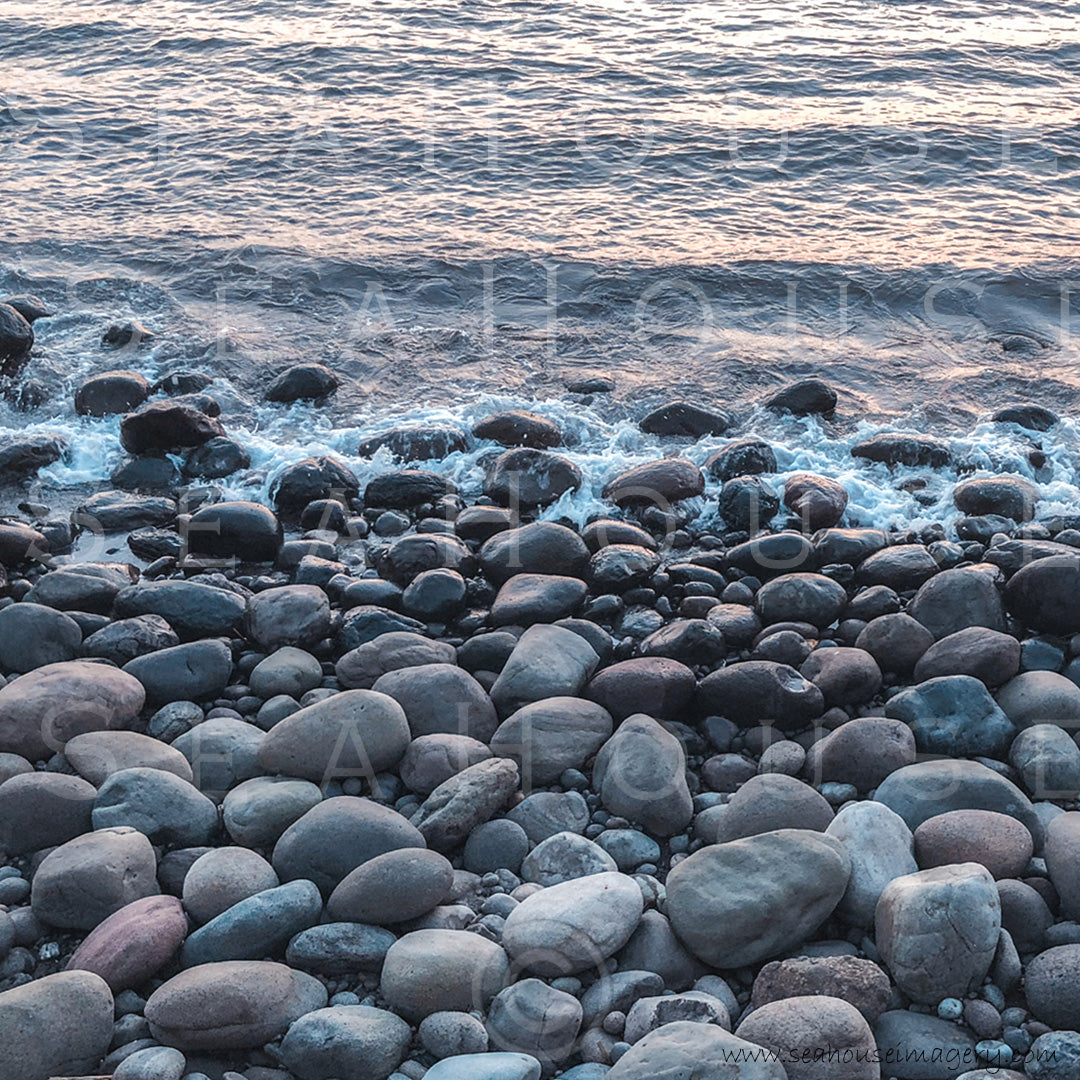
[708,1043,1056,1071]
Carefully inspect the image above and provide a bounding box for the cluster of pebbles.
[1,310,1080,1079]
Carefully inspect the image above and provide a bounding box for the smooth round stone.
[587,656,696,722]
[372,663,498,742]
[424,1053,542,1080]
[67,894,187,992]
[805,717,916,793]
[0,771,97,854]
[272,797,426,896]
[736,995,877,1080]
[419,1010,490,1058]
[997,670,1080,729]
[755,573,848,628]
[595,829,662,872]
[666,829,850,968]
[750,955,892,1024]
[112,1045,187,1080]
[65,729,194,785]
[1025,944,1080,1028]
[93,767,219,847]
[521,831,618,886]
[876,864,1000,1004]
[1046,813,1080,920]
[336,632,456,690]
[913,810,1033,879]
[246,584,332,650]
[825,802,917,929]
[0,752,32,785]
[286,922,397,974]
[182,848,280,924]
[257,689,411,784]
[0,602,82,672]
[1010,724,1080,799]
[486,977,583,1069]
[502,872,644,977]
[400,733,494,797]
[507,790,590,844]
[380,928,511,1021]
[280,1005,411,1080]
[0,970,115,1080]
[464,819,531,875]
[327,848,454,924]
[249,647,324,700]
[180,877,324,967]
[490,624,600,717]
[606,1022,786,1079]
[1026,1031,1080,1080]
[872,1011,977,1080]
[148,700,204,742]
[31,826,159,930]
[147,960,328,1050]
[222,776,323,849]
[697,773,834,844]
[171,716,265,795]
[123,639,233,706]
[0,659,145,761]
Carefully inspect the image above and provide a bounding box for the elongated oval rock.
[0,970,114,1080]
[67,894,188,991]
[180,879,323,967]
[666,829,851,968]
[146,960,328,1050]
[222,775,324,849]
[286,922,397,974]
[876,863,1000,1004]
[381,928,511,1021]
[0,659,145,760]
[64,729,194,785]
[281,1004,412,1080]
[411,757,520,852]
[502,871,644,976]
[425,1053,542,1080]
[607,1020,787,1079]
[328,848,453,924]
[257,689,411,785]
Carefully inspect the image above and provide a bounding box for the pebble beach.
[0,311,1079,1080]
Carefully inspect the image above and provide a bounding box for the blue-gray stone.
[424,1053,542,1080]
[595,829,662,872]
[181,880,322,966]
[286,922,397,975]
[885,675,1015,756]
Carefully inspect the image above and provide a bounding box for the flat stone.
[93,767,219,846]
[411,757,520,852]
[65,730,193,786]
[280,1005,411,1080]
[286,921,397,974]
[123,639,233,706]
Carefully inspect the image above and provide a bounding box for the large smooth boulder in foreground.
[1004,554,1080,634]
[0,660,144,760]
[607,1021,787,1079]
[280,1005,411,1080]
[0,970,114,1080]
[490,624,599,716]
[146,960,328,1050]
[697,661,824,730]
[666,829,850,968]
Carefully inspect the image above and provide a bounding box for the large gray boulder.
[490,625,599,716]
[607,1021,787,1079]
[876,864,1000,1003]
[280,1005,411,1080]
[666,830,850,968]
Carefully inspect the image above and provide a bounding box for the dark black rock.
[455,506,516,543]
[588,544,662,592]
[0,434,66,478]
[183,437,251,479]
[856,545,940,591]
[484,448,583,507]
[152,370,213,396]
[110,454,181,492]
[955,515,1017,544]
[603,459,705,506]
[120,401,225,454]
[102,320,153,346]
[641,618,727,666]
[0,303,34,375]
[401,568,468,620]
[784,473,848,531]
[74,371,150,417]
[697,660,825,729]
[185,501,283,562]
[479,522,589,585]
[0,521,49,565]
[114,579,247,638]
[300,499,349,533]
[726,532,815,577]
[339,578,404,609]
[378,533,477,586]
[718,476,780,532]
[992,404,1057,432]
[1,294,51,323]
[1005,554,1080,635]
[337,605,427,651]
[851,433,951,468]
[566,375,615,394]
[357,426,468,462]
[640,402,729,438]
[272,456,360,514]
[365,470,455,509]
[705,439,777,482]
[764,379,837,416]
[74,491,177,532]
[128,528,183,561]
[473,411,562,449]
[953,477,1038,522]
[265,363,340,402]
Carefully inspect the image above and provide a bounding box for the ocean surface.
[2,0,1080,530]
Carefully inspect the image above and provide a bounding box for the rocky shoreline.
[1,301,1080,1079]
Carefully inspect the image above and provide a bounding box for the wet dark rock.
[0,303,34,374]
[365,469,455,509]
[115,579,246,638]
[75,370,150,416]
[726,531,815,576]
[480,521,589,585]
[697,660,825,729]
[992,404,1057,431]
[455,505,516,542]
[705,438,777,481]
[1,293,51,322]
[756,572,847,628]
[75,491,176,531]
[588,544,661,591]
[484,448,583,507]
[855,613,934,675]
[587,656,696,721]
[813,528,888,567]
[183,437,251,479]
[124,638,233,705]
[784,473,848,530]
[640,618,726,667]
[1004,554,1080,634]
[379,532,476,586]
[603,458,704,507]
[110,454,181,492]
[639,402,728,438]
[103,320,153,346]
[855,544,939,590]
[0,434,67,478]
[272,456,360,514]
[474,410,562,449]
[25,563,135,613]
[357,425,469,461]
[954,476,1038,521]
[265,362,340,402]
[120,401,225,454]
[185,501,282,562]
[850,432,951,468]
[153,370,213,395]
[765,378,837,416]
[491,573,588,626]
[718,475,780,531]
[706,603,763,647]
[913,626,1020,685]
[82,613,180,665]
